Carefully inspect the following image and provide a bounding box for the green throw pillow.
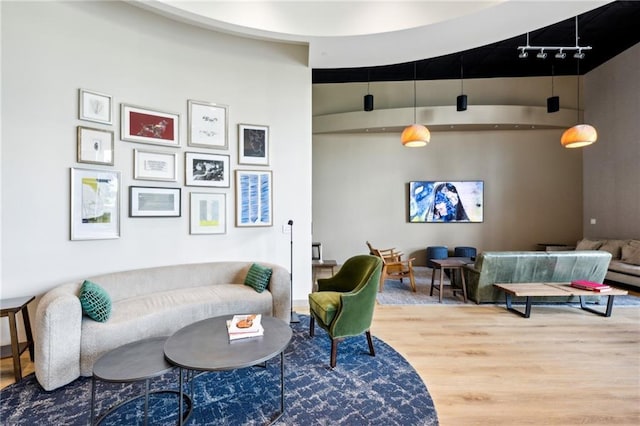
[244,263,273,293]
[79,280,112,322]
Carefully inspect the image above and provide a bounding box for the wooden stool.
[1,296,35,382]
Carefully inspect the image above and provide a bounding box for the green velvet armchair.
[308,254,382,368]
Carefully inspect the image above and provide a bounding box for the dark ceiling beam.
[312,1,640,84]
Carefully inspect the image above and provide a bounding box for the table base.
[91,378,192,426]
[177,351,285,425]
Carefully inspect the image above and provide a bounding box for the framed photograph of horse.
[121,104,180,147]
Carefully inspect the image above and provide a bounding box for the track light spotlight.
[574,50,585,59]
[518,49,528,59]
[536,50,547,59]
[555,50,566,59]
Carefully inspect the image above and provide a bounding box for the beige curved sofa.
[34,261,290,391]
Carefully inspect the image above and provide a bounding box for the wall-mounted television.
[409,181,484,223]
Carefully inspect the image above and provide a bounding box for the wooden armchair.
[368,244,416,292]
[366,241,403,262]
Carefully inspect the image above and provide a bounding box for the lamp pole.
[288,219,300,323]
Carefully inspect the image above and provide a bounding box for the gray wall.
[312,59,638,264]
[0,1,312,311]
[583,43,640,239]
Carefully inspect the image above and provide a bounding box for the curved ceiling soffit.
[132,0,611,69]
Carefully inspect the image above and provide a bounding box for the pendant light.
[401,62,430,147]
[547,65,559,113]
[456,56,467,111]
[364,69,374,111]
[561,35,597,148]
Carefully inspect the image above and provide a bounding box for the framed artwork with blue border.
[235,170,272,227]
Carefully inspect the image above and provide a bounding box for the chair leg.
[366,330,375,357]
[379,268,387,292]
[408,271,416,292]
[330,338,340,368]
[309,315,315,337]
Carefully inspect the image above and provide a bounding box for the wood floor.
[3,303,639,425]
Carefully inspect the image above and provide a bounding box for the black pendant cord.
[413,62,417,124]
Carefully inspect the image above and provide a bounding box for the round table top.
[93,336,173,382]
[164,316,292,371]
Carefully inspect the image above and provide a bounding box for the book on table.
[570,280,611,292]
[226,314,264,340]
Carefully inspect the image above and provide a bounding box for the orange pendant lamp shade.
[561,124,597,148]
[401,124,431,147]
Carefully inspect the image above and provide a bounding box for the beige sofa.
[576,239,640,288]
[35,261,290,391]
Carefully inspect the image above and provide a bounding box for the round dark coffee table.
[164,315,292,425]
[91,336,191,425]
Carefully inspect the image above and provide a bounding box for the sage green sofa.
[465,251,612,303]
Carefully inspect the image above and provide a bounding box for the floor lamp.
[288,220,300,323]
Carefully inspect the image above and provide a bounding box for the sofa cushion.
[244,263,273,293]
[79,280,112,322]
[308,291,341,325]
[576,239,603,250]
[598,239,627,260]
[621,243,640,266]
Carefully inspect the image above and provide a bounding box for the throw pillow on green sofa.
[79,280,112,322]
[244,263,273,293]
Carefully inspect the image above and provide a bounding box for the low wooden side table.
[0,295,35,382]
[312,260,338,291]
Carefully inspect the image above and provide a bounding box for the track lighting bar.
[518,44,591,59]
[518,16,591,60]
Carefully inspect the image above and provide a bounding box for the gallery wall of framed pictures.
[72,88,273,240]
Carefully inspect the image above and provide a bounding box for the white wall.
[583,43,640,239]
[0,0,312,333]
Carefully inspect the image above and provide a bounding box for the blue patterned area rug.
[0,315,438,425]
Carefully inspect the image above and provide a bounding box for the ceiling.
[313,1,640,83]
[136,1,639,83]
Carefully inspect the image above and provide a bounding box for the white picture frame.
[77,126,114,165]
[133,149,178,182]
[70,167,120,240]
[79,89,113,125]
[190,192,226,234]
[121,104,180,147]
[235,169,273,227]
[129,186,181,218]
[188,100,228,149]
[185,152,230,187]
[238,123,269,166]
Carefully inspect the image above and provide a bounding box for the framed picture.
[235,170,272,227]
[185,152,230,187]
[188,100,228,149]
[78,89,113,125]
[190,192,226,234]
[238,124,269,166]
[77,126,114,165]
[133,149,178,182]
[408,180,484,223]
[129,186,181,218]
[121,104,180,147]
[70,168,120,240]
